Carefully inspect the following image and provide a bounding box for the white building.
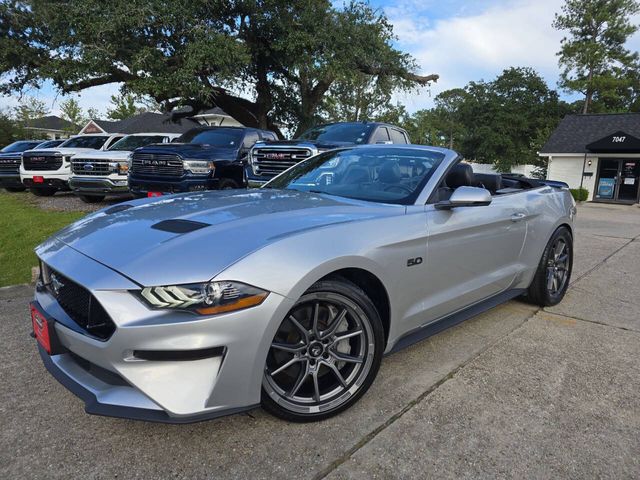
[540,113,640,205]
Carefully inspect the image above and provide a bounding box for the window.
[108,135,170,151]
[298,123,375,143]
[243,132,260,149]
[262,131,278,141]
[58,136,110,149]
[389,129,408,144]
[371,127,390,143]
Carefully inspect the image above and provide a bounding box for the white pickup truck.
[20,134,124,196]
[69,133,181,203]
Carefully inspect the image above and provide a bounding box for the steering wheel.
[383,184,413,194]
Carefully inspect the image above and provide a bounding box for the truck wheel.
[79,195,105,203]
[5,186,26,192]
[30,187,57,197]
[218,179,240,190]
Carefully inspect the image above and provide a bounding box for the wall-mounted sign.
[597,178,615,199]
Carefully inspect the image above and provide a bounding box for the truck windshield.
[264,147,445,205]
[298,124,375,144]
[178,129,243,147]
[59,136,109,149]
[109,135,168,151]
[1,141,42,153]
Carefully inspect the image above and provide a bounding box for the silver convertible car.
[30,145,575,423]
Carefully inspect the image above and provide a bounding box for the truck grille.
[23,154,63,171]
[46,268,116,340]
[71,158,112,176]
[131,153,183,176]
[0,158,20,172]
[251,147,314,177]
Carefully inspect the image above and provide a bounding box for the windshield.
[59,136,109,149]
[298,123,375,144]
[1,141,42,153]
[108,135,168,151]
[264,147,445,204]
[36,140,64,149]
[178,129,243,147]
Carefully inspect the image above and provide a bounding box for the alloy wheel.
[546,237,570,296]
[263,292,375,414]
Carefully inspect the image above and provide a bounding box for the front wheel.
[526,226,573,306]
[78,194,105,203]
[262,279,384,422]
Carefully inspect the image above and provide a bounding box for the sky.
[1,0,639,118]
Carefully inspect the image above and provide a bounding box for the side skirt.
[387,288,526,355]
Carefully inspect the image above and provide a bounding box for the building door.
[595,159,640,203]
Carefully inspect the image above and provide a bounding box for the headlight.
[184,159,215,174]
[117,161,129,174]
[138,281,268,315]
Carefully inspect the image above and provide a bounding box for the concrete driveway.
[1,202,638,479]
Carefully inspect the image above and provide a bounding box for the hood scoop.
[151,219,210,234]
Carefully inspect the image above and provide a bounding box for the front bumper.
[69,176,130,195]
[129,174,219,194]
[0,171,22,188]
[20,170,70,190]
[33,241,295,422]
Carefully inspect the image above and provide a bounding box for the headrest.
[474,173,503,192]
[446,163,475,189]
[378,161,402,184]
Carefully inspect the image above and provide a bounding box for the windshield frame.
[262,146,446,206]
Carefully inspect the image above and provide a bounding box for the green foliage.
[553,0,640,113]
[59,97,83,132]
[0,110,25,148]
[570,188,589,202]
[13,96,48,125]
[398,68,571,171]
[0,191,84,287]
[107,93,142,120]
[0,0,434,135]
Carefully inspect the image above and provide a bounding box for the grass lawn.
[0,191,85,287]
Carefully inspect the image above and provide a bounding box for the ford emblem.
[83,163,94,171]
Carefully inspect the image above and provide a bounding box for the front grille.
[0,158,20,172]
[71,158,112,176]
[47,268,116,340]
[23,154,63,171]
[131,153,183,176]
[251,146,314,176]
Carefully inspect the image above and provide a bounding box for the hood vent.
[151,219,210,234]
[104,204,133,215]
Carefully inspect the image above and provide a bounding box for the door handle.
[511,212,526,222]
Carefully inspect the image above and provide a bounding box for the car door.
[416,193,528,326]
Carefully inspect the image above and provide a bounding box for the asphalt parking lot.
[1,202,639,479]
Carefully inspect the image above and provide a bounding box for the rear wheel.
[79,194,105,203]
[262,279,383,422]
[30,187,57,197]
[526,226,573,306]
[4,186,26,192]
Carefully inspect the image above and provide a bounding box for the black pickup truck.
[246,121,411,186]
[128,126,278,196]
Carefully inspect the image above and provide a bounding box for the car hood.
[72,150,131,160]
[136,143,239,160]
[48,189,403,286]
[23,147,100,157]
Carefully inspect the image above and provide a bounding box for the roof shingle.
[540,113,640,154]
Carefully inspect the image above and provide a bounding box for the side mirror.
[435,186,492,210]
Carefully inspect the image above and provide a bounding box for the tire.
[218,178,240,190]
[30,187,57,197]
[79,194,105,203]
[4,186,26,192]
[526,226,573,307]
[261,278,384,422]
